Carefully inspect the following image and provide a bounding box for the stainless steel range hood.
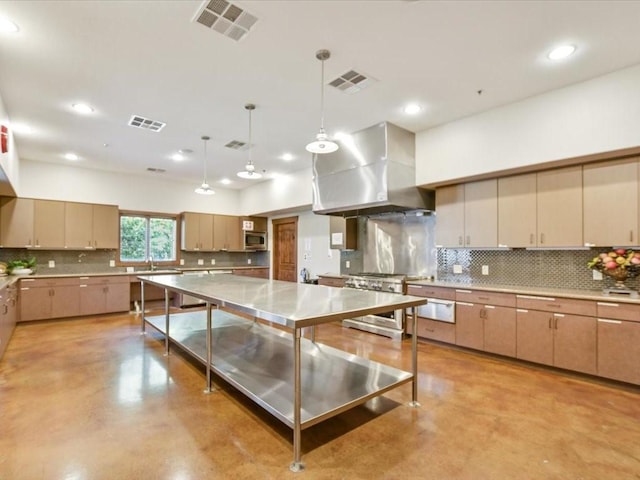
[312,121,434,217]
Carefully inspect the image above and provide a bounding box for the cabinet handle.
[597,319,621,324]
[517,294,555,302]
[597,302,619,307]
[479,308,486,319]
[630,230,634,243]
[478,296,490,301]
[529,233,534,245]
[548,317,552,329]
[466,235,470,246]
[455,289,473,293]
[458,236,463,246]
[540,233,545,244]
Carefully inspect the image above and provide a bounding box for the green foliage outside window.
[120,214,177,262]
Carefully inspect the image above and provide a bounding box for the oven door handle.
[427,299,454,307]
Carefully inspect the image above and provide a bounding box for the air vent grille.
[225,140,248,150]
[194,0,258,42]
[147,167,166,173]
[128,115,166,132]
[329,70,376,95]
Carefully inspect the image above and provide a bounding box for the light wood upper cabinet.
[464,180,497,247]
[583,158,638,246]
[436,181,497,248]
[498,173,537,247]
[181,212,214,251]
[92,204,119,249]
[498,167,583,248]
[329,217,357,250]
[213,215,242,251]
[33,200,65,248]
[537,166,583,247]
[0,197,34,247]
[65,202,93,249]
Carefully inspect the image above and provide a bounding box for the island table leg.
[290,327,304,472]
[204,302,213,393]
[409,306,420,407]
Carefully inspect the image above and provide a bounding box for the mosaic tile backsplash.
[437,248,640,292]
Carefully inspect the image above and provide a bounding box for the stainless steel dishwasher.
[417,298,456,323]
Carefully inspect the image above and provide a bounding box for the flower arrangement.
[587,248,640,283]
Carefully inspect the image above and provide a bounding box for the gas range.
[343,273,406,294]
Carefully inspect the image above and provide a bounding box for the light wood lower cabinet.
[232,268,269,279]
[516,309,597,375]
[318,276,345,288]
[597,319,640,385]
[0,285,18,359]
[79,276,130,315]
[455,302,484,350]
[407,317,455,344]
[483,305,516,357]
[19,278,81,321]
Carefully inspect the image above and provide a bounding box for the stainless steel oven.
[341,273,407,340]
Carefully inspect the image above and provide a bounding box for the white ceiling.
[1,0,640,191]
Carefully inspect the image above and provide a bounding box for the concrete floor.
[1,311,639,479]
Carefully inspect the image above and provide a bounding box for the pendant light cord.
[202,135,209,184]
[248,107,253,166]
[319,57,325,131]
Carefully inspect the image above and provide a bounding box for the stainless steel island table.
[138,273,426,472]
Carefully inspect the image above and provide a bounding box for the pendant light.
[306,49,339,154]
[195,135,215,195]
[237,103,262,179]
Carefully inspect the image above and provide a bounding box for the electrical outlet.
[482,265,489,275]
[109,260,115,267]
[453,264,462,274]
[180,259,185,265]
[48,260,55,268]
[247,258,252,265]
[593,269,603,280]
[346,261,350,268]
[197,259,204,265]
[211,258,216,265]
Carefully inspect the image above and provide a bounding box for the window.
[120,213,177,263]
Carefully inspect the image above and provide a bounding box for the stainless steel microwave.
[244,231,267,250]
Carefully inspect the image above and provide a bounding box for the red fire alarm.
[0,125,7,154]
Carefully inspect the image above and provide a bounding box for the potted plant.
[7,257,37,275]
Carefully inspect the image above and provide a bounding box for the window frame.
[118,210,180,267]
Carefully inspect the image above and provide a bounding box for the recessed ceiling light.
[0,17,19,33]
[281,153,294,161]
[64,153,79,161]
[220,178,232,185]
[548,45,576,60]
[403,103,422,115]
[171,153,185,161]
[71,103,94,114]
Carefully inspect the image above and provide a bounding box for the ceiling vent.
[147,167,166,173]
[225,140,248,150]
[194,0,258,42]
[128,115,166,132]
[329,70,376,95]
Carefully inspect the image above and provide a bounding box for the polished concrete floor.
[1,310,639,480]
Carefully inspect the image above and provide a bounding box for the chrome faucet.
[148,255,155,270]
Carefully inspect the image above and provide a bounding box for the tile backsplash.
[437,248,640,291]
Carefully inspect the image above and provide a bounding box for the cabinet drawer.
[516,295,596,316]
[454,289,515,307]
[19,277,80,288]
[406,284,455,300]
[318,277,345,288]
[596,301,640,323]
[78,275,130,285]
[407,317,456,344]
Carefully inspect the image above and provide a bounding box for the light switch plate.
[180,259,185,265]
[109,260,115,267]
[197,259,204,265]
[482,265,489,275]
[346,261,350,268]
[48,260,55,268]
[592,269,603,280]
[247,258,252,265]
[453,264,462,274]
[211,259,216,265]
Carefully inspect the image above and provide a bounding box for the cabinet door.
[329,217,357,250]
[213,215,227,250]
[93,204,119,249]
[455,302,484,350]
[65,202,93,249]
[0,197,34,247]
[51,285,80,318]
[583,158,638,246]
[182,212,201,250]
[597,319,640,385]
[199,214,214,251]
[553,313,596,375]
[537,166,583,247]
[34,200,65,248]
[79,284,107,316]
[483,305,516,357]
[19,286,51,322]
[105,280,130,312]
[498,173,537,247]
[516,309,553,366]
[464,180,497,247]
[225,216,242,250]
[435,184,464,247]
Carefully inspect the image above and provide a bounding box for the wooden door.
[516,309,553,366]
[553,313,596,375]
[93,204,119,249]
[65,202,93,249]
[435,184,464,247]
[537,166,583,247]
[597,319,640,385]
[455,302,484,350]
[273,216,297,282]
[464,179,497,247]
[483,305,516,357]
[0,197,34,247]
[34,199,65,248]
[583,158,638,246]
[498,173,537,247]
